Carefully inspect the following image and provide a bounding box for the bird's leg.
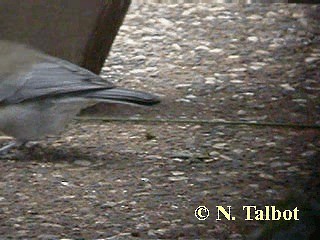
[0,141,17,154]
[0,140,27,155]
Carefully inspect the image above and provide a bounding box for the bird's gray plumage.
[0,40,160,151]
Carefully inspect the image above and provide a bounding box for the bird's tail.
[83,88,160,106]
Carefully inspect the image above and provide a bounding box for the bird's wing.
[0,58,114,104]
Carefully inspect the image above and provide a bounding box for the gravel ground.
[1,3,320,240]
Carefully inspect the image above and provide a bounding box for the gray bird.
[0,40,160,153]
